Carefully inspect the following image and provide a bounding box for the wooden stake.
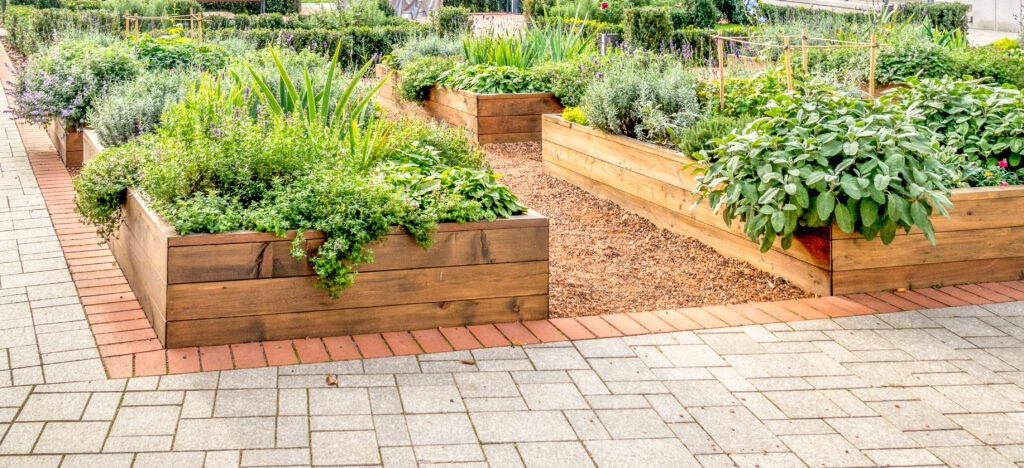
[800,29,808,74]
[189,8,195,38]
[716,31,725,111]
[198,11,203,43]
[784,35,792,92]
[124,15,129,38]
[134,14,139,39]
[869,33,877,98]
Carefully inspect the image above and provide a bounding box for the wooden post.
[800,29,808,74]
[124,15,129,38]
[134,14,139,39]
[784,35,793,92]
[716,31,725,111]
[868,33,877,98]
[197,11,203,43]
[189,8,195,38]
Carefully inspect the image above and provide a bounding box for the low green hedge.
[197,0,298,15]
[441,0,511,12]
[3,6,122,53]
[206,24,430,65]
[670,25,756,62]
[758,2,969,32]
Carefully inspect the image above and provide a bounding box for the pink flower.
[999,159,1009,168]
[600,2,608,9]
[1001,181,1010,186]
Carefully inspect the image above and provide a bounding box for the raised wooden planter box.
[45,117,83,168]
[108,189,550,347]
[376,65,562,144]
[542,114,1024,296]
[82,128,104,165]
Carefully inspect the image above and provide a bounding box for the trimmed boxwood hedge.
[205,24,430,65]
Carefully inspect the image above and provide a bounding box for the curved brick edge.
[4,41,1024,379]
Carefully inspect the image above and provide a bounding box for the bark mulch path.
[486,141,812,318]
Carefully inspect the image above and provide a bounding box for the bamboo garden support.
[869,33,878,97]
[783,36,793,92]
[801,29,808,74]
[717,30,725,111]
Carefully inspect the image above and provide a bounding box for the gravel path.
[486,142,811,318]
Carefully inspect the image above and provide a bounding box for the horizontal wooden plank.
[832,256,1024,295]
[830,190,1024,239]
[167,225,549,284]
[109,209,167,343]
[166,260,549,320]
[164,209,547,247]
[479,132,542,144]
[164,295,549,348]
[477,94,562,117]
[543,159,831,295]
[833,225,1024,271]
[478,115,541,135]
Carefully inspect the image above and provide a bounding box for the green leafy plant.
[583,64,702,144]
[670,114,753,157]
[431,6,472,37]
[398,55,460,101]
[462,19,592,69]
[133,29,228,71]
[622,6,673,49]
[693,82,954,252]
[389,34,463,69]
[87,69,195,146]
[439,62,546,94]
[881,77,1024,175]
[561,105,588,124]
[876,40,960,84]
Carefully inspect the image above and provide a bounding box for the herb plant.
[439,63,546,94]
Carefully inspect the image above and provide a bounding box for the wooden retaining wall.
[108,189,550,347]
[376,65,562,144]
[82,128,103,166]
[541,114,1024,295]
[45,117,83,168]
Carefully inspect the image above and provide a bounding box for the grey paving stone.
[563,409,611,440]
[58,454,133,468]
[308,414,373,431]
[213,389,277,417]
[510,370,571,384]
[481,443,525,468]
[17,393,88,421]
[240,447,310,467]
[101,435,174,453]
[308,388,371,415]
[658,344,728,368]
[525,347,589,370]
[32,421,108,453]
[130,451,205,468]
[173,417,276,450]
[584,438,700,468]
[863,448,942,466]
[454,372,519,398]
[120,390,183,407]
[665,380,740,407]
[110,406,180,436]
[866,400,959,431]
[781,434,873,467]
[517,441,595,468]
[0,422,43,454]
[381,446,417,468]
[949,413,1024,444]
[218,367,277,389]
[729,452,806,468]
[690,406,785,453]
[471,411,575,443]
[398,384,465,413]
[405,413,477,445]
[824,416,918,449]
[763,390,848,419]
[931,445,1018,468]
[414,443,484,463]
[519,383,587,410]
[573,338,634,358]
[203,450,242,468]
[596,408,673,439]
[373,414,410,447]
[364,355,420,374]
[275,415,309,448]
[369,386,403,414]
[464,397,528,412]
[180,390,214,419]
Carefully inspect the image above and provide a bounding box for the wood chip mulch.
[485,141,812,318]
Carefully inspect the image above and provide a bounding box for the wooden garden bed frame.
[542,114,1024,296]
[375,64,562,144]
[45,117,83,168]
[82,127,104,166]
[108,189,550,347]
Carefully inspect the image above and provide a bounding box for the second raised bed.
[542,114,1024,296]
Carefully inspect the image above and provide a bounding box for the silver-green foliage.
[391,35,463,69]
[693,80,953,252]
[87,70,195,147]
[583,65,701,144]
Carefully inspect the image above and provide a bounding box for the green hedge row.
[206,24,430,66]
[759,2,970,32]
[3,6,123,53]
[438,0,512,12]
[200,0,299,14]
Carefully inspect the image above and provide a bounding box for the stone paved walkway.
[4,49,1024,468]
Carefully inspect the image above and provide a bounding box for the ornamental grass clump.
[693,79,954,252]
[74,46,524,296]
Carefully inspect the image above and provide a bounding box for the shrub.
[389,34,462,69]
[86,69,194,147]
[898,2,969,33]
[439,62,545,94]
[205,24,429,66]
[441,0,507,12]
[3,6,123,54]
[698,69,789,116]
[583,64,701,144]
[694,82,954,251]
[462,19,592,69]
[671,114,753,157]
[531,57,599,107]
[623,6,672,49]
[521,0,554,17]
[876,40,959,84]
[955,47,1024,89]
[398,55,460,101]
[134,30,228,71]
[198,0,298,14]
[670,0,719,29]
[12,34,141,128]
[670,25,754,64]
[711,0,749,24]
[432,6,471,37]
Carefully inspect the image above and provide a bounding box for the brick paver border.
[5,41,1024,379]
